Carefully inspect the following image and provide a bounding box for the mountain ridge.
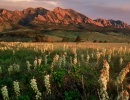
[0,7,130,31]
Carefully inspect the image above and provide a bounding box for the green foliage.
[1,29,130,42]
[52,68,66,87]
[64,90,80,100]
[18,95,30,100]
[0,44,129,99]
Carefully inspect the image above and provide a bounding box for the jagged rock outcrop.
[95,18,130,28]
[0,7,129,31]
[34,7,103,26]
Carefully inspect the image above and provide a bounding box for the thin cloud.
[42,1,59,6]
[0,0,60,10]
[2,0,34,2]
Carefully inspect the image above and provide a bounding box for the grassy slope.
[46,30,130,43]
[0,29,130,42]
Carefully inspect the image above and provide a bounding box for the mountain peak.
[53,7,64,13]
[23,7,34,10]
[0,9,8,15]
[0,7,129,31]
[54,7,63,10]
[95,18,130,28]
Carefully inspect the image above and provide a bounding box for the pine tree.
[75,35,82,42]
[61,37,67,42]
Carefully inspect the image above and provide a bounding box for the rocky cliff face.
[34,7,103,26]
[95,18,130,28]
[0,7,129,31]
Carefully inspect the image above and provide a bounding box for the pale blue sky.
[0,0,130,24]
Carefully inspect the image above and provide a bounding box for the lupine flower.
[53,54,59,65]
[98,60,110,100]
[102,48,106,57]
[116,62,130,85]
[1,86,9,100]
[91,53,94,59]
[13,63,20,72]
[86,54,90,63]
[38,57,42,66]
[45,55,48,65]
[34,57,37,69]
[13,50,15,55]
[73,57,77,65]
[58,56,62,68]
[13,80,20,97]
[8,64,20,74]
[44,75,51,94]
[103,59,110,81]
[8,65,13,74]
[26,61,32,71]
[64,52,67,56]
[119,57,123,66]
[117,90,129,100]
[30,78,41,100]
[62,54,66,67]
[108,54,111,62]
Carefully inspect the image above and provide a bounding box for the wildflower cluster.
[1,86,9,100]
[13,80,20,97]
[119,57,123,66]
[91,52,94,59]
[98,60,110,100]
[34,57,38,69]
[30,78,42,100]
[14,63,20,72]
[52,53,67,68]
[117,90,129,100]
[8,63,20,74]
[62,54,66,67]
[73,53,77,65]
[116,62,130,85]
[38,57,42,66]
[13,50,15,55]
[102,60,110,81]
[26,61,32,71]
[102,48,106,57]
[44,75,51,94]
[107,54,111,62]
[96,51,101,63]
[53,54,59,65]
[86,54,90,63]
[58,56,62,68]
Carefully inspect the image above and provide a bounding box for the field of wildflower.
[0,42,130,100]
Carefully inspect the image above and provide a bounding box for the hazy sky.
[0,0,130,24]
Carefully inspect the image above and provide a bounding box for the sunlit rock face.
[0,7,129,31]
[95,18,130,28]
